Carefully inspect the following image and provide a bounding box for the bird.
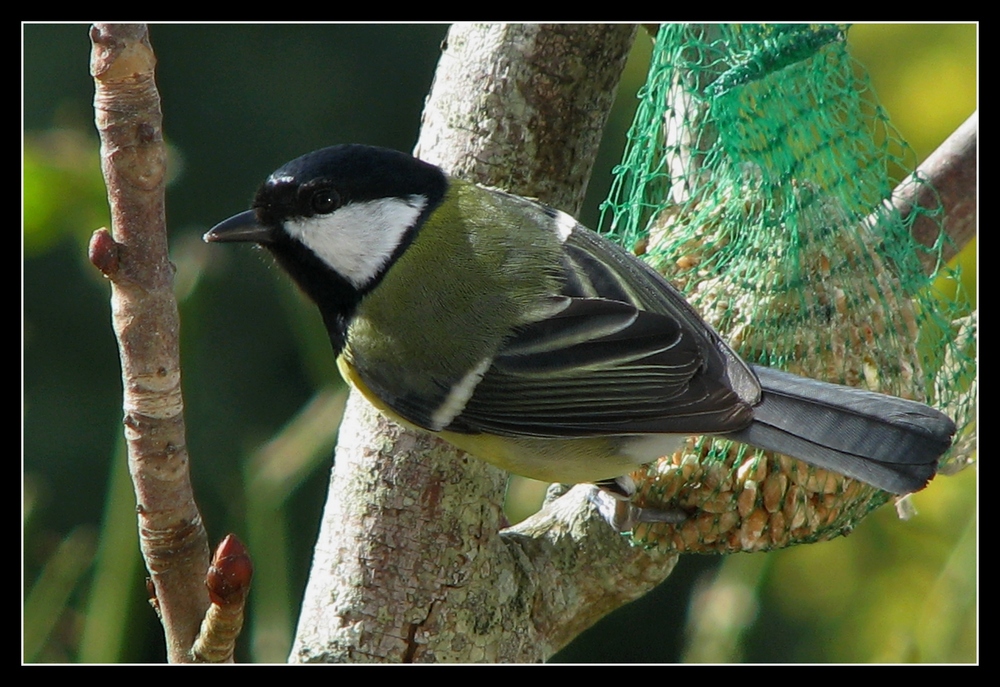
[204,144,956,498]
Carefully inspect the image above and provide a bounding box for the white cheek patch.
[284,195,427,289]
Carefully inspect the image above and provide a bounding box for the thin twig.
[89,23,210,663]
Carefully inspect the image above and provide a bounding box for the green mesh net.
[598,24,976,552]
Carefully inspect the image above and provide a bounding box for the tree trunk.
[289,23,680,664]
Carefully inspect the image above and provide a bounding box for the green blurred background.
[23,24,976,663]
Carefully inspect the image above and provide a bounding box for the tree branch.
[893,110,977,272]
[89,23,210,663]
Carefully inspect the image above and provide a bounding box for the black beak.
[204,210,274,244]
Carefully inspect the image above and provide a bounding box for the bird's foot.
[593,476,688,532]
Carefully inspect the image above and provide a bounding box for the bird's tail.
[723,365,956,494]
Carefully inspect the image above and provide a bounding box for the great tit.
[205,144,956,496]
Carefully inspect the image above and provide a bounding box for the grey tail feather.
[723,365,956,494]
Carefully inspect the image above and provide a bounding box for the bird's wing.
[441,226,759,438]
[444,295,754,437]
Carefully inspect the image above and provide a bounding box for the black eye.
[309,187,340,215]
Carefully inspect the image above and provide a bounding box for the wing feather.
[443,223,757,438]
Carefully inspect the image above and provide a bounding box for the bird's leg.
[592,475,688,532]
